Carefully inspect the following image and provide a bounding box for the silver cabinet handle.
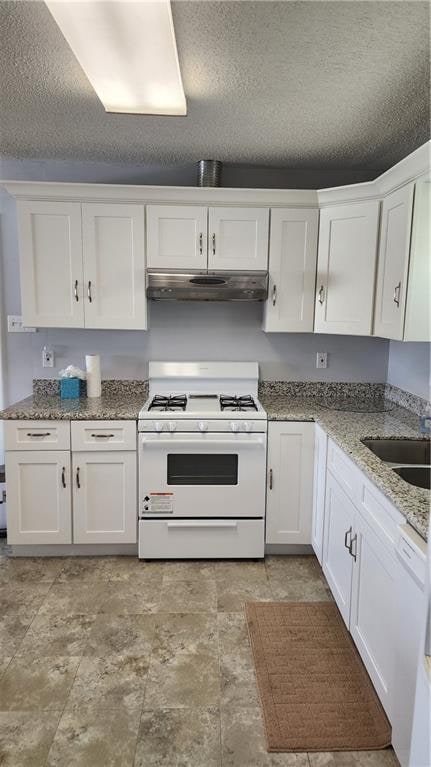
[212,233,216,255]
[199,232,203,255]
[318,285,325,305]
[87,281,92,303]
[272,284,277,307]
[76,467,81,489]
[61,467,66,488]
[269,468,273,490]
[349,533,358,561]
[91,433,114,438]
[344,526,352,550]
[74,280,79,302]
[393,281,401,307]
[27,432,51,438]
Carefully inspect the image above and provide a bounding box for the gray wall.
[387,341,431,400]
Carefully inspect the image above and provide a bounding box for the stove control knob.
[153,421,163,433]
[230,422,239,433]
[198,421,208,432]
[168,421,177,432]
[242,421,252,433]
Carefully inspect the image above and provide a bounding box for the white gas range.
[138,362,267,559]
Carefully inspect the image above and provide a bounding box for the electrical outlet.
[7,315,36,333]
[42,346,54,368]
[316,352,328,369]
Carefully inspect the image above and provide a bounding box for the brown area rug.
[245,601,391,752]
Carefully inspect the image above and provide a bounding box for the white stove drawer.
[139,518,264,559]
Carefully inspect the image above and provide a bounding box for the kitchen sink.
[361,438,430,465]
[393,466,431,490]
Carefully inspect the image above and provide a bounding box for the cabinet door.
[17,201,84,328]
[266,422,314,545]
[314,201,380,335]
[146,205,208,269]
[374,184,414,340]
[263,208,318,332]
[350,512,396,719]
[82,203,146,330]
[322,472,355,626]
[5,451,72,544]
[311,424,327,565]
[72,451,137,544]
[403,181,430,342]
[208,207,269,271]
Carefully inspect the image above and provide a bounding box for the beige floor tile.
[98,580,161,614]
[67,655,149,711]
[135,707,221,767]
[46,707,140,767]
[153,612,218,661]
[17,614,96,656]
[215,560,268,584]
[162,560,216,582]
[0,557,64,584]
[100,556,164,583]
[216,578,273,612]
[0,583,51,615]
[38,583,109,615]
[0,655,80,711]
[84,613,156,657]
[159,578,217,612]
[307,751,399,766]
[0,612,34,656]
[145,651,220,708]
[56,557,113,582]
[217,612,252,655]
[220,651,259,708]
[221,706,310,766]
[266,556,332,602]
[0,658,12,677]
[0,710,61,767]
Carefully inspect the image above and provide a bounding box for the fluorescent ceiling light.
[45,0,187,115]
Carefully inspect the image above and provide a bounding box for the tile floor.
[0,547,400,767]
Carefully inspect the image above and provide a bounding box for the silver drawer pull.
[212,233,216,255]
[344,526,352,550]
[91,433,115,438]
[61,467,66,488]
[74,280,79,302]
[27,432,51,438]
[318,285,325,305]
[199,232,203,255]
[349,533,358,561]
[76,467,81,489]
[272,284,277,307]
[393,281,401,306]
[269,468,273,490]
[167,521,237,529]
[87,281,93,303]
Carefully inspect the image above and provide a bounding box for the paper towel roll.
[86,354,101,398]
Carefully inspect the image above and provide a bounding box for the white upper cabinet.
[82,203,147,330]
[404,180,430,341]
[18,201,85,328]
[374,184,414,340]
[146,205,208,270]
[314,201,380,335]
[208,207,269,271]
[263,208,318,332]
[266,422,314,545]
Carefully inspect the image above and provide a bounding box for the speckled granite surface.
[261,393,430,542]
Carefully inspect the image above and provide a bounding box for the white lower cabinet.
[5,451,72,544]
[266,422,314,545]
[72,451,137,544]
[311,423,327,564]
[322,471,355,626]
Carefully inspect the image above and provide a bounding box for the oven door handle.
[166,521,238,529]
[141,438,266,449]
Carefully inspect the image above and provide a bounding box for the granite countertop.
[0,392,145,421]
[261,393,430,542]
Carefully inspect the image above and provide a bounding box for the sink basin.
[393,466,431,490]
[361,438,430,465]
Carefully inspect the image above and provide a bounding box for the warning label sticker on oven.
[142,493,174,514]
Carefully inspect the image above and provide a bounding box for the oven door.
[140,432,266,518]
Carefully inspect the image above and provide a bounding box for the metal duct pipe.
[197,160,222,187]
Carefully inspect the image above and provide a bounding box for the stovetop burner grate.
[219,395,258,412]
[148,395,188,412]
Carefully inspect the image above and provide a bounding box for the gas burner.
[220,395,258,412]
[149,395,187,412]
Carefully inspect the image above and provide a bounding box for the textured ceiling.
[0,0,429,170]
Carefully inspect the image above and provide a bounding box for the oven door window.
[167,454,238,485]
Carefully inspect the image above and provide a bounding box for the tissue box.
[60,377,81,400]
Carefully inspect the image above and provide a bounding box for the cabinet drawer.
[358,477,404,551]
[71,420,136,451]
[327,438,361,505]
[139,518,264,559]
[5,420,70,451]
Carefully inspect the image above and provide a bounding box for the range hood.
[146,270,268,301]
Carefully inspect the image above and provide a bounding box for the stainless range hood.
[146,270,268,302]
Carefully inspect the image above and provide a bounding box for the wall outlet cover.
[42,347,54,368]
[316,352,328,369]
